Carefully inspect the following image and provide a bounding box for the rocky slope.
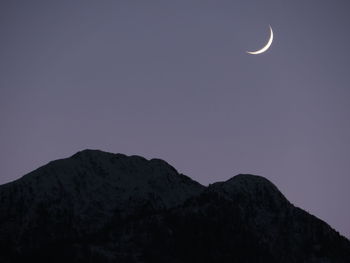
[0,149,349,262]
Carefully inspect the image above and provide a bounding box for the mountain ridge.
[0,149,349,263]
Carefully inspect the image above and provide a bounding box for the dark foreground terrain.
[0,149,349,262]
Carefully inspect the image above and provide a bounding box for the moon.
[247,26,274,55]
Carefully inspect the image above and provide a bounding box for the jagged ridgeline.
[0,149,349,263]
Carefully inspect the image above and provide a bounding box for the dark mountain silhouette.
[0,149,349,262]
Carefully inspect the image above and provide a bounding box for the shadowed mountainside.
[0,149,349,262]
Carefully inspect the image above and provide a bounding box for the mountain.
[0,149,349,262]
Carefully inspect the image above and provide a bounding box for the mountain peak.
[211,173,278,190]
[209,173,289,208]
[71,148,126,159]
[6,149,205,213]
[225,173,281,192]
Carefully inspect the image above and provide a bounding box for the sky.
[1,0,350,237]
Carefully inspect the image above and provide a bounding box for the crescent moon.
[247,26,274,55]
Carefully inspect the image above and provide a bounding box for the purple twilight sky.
[1,0,350,237]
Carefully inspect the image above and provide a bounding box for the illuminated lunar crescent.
[247,26,274,55]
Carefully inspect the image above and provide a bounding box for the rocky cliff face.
[0,150,349,262]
